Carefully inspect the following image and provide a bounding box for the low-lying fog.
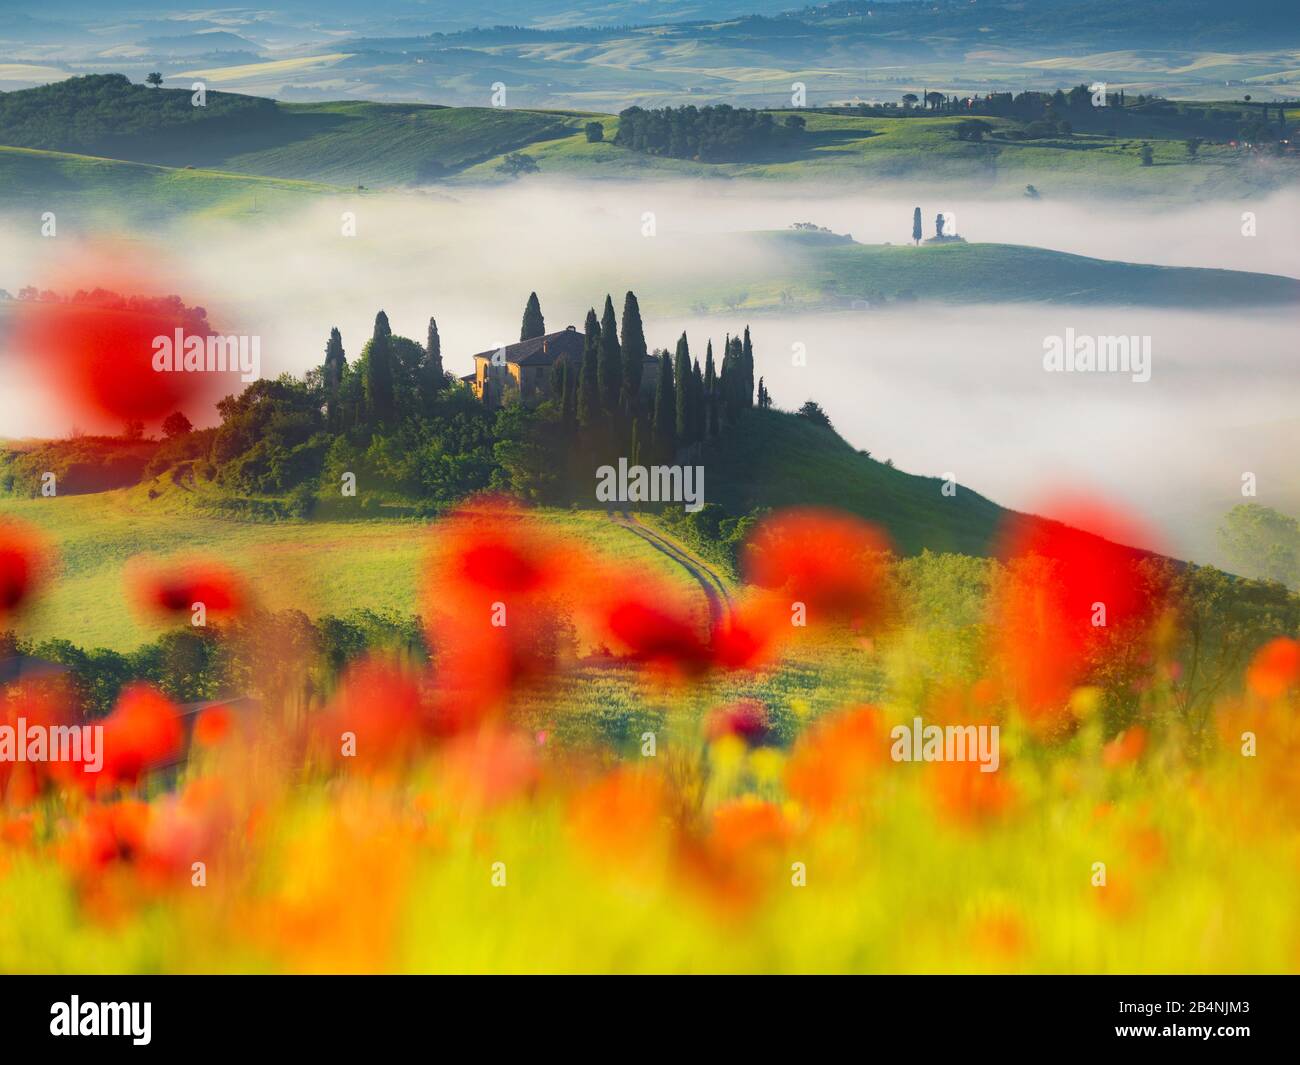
[2,181,1298,564]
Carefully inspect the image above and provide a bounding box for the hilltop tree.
[619,291,648,411]
[520,292,545,341]
[598,294,622,415]
[652,351,675,458]
[935,212,946,238]
[365,311,396,425]
[323,327,347,428]
[912,207,922,245]
[577,309,602,430]
[145,73,163,89]
[162,411,193,438]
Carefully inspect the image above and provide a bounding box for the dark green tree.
[520,292,546,341]
[323,327,347,428]
[598,294,622,416]
[577,309,602,430]
[619,291,648,411]
[741,326,755,408]
[365,311,395,425]
[673,333,692,443]
[691,358,705,444]
[426,317,443,384]
[912,207,922,245]
[652,351,675,458]
[704,340,719,439]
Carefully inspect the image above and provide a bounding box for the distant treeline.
[614,105,803,162]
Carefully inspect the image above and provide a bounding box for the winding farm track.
[607,509,733,627]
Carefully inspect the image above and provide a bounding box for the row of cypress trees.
[530,289,756,462]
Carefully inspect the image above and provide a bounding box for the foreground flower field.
[1,501,1298,973]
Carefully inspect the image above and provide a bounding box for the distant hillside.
[767,230,1300,308]
[703,408,1009,557]
[0,74,583,186]
[652,230,1300,313]
[3,75,1295,199]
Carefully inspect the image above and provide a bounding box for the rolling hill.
[703,408,1009,557]
[712,230,1300,309]
[1,75,1295,200]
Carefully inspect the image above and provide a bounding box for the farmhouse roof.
[470,326,584,367]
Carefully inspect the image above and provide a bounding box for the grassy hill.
[703,408,1009,558]
[661,230,1300,312]
[0,144,336,224]
[0,75,587,187]
[487,107,1299,199]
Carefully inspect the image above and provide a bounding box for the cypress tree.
[619,291,647,410]
[366,310,395,425]
[652,350,675,458]
[705,341,719,440]
[520,292,546,341]
[912,207,922,245]
[691,358,705,444]
[673,333,691,443]
[420,316,444,408]
[741,326,755,408]
[598,294,622,416]
[577,309,602,430]
[323,327,347,429]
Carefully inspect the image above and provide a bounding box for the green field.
[476,108,1297,199]
[0,145,337,225]
[0,486,721,653]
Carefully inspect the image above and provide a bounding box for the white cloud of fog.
[2,179,1297,564]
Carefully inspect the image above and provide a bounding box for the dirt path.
[607,509,733,628]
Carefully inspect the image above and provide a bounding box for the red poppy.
[1246,637,1300,699]
[609,597,710,666]
[318,657,433,768]
[8,243,222,427]
[741,508,893,629]
[705,699,770,743]
[96,684,185,789]
[0,519,50,622]
[131,558,247,622]
[990,496,1165,718]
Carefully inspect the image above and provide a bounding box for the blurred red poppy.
[318,657,433,769]
[705,699,769,743]
[0,519,50,623]
[741,508,893,630]
[1246,637,1300,699]
[990,496,1164,719]
[130,558,248,622]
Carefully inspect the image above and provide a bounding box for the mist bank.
[2,181,1295,567]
